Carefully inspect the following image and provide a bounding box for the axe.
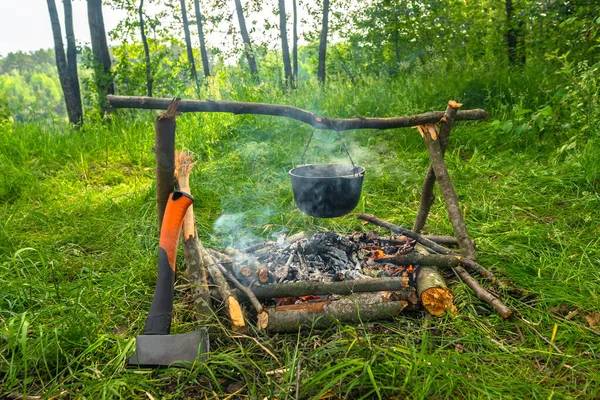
[129,191,209,367]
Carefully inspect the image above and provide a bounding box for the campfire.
[173,138,512,333]
[134,98,516,335]
[202,229,461,332]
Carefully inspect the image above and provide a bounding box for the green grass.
[1,70,600,399]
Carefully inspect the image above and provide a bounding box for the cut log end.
[257,310,269,330]
[421,287,456,316]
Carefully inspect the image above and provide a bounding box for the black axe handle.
[143,191,194,335]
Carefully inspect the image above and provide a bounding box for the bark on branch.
[107,95,488,131]
[233,277,414,301]
[418,123,477,259]
[375,253,461,268]
[265,291,415,332]
[155,99,179,233]
[413,100,460,233]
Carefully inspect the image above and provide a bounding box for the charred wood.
[356,214,494,280]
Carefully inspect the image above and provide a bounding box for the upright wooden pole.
[154,99,180,234]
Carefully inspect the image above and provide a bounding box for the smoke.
[213,208,289,248]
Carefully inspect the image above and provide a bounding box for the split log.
[174,150,211,318]
[413,101,460,233]
[417,123,477,259]
[264,291,416,333]
[375,253,461,268]
[356,214,512,319]
[107,95,488,132]
[155,99,180,234]
[192,246,246,331]
[416,266,455,316]
[357,213,494,280]
[183,238,213,318]
[174,151,197,241]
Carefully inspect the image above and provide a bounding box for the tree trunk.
[138,0,153,97]
[278,0,293,88]
[63,0,83,124]
[233,0,259,79]
[179,0,199,91]
[317,0,329,84]
[193,0,211,78]
[505,0,517,65]
[87,0,114,112]
[292,0,298,84]
[47,0,82,125]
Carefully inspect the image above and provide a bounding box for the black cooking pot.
[289,163,365,218]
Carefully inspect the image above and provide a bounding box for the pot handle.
[300,128,359,174]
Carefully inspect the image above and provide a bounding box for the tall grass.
[1,59,599,398]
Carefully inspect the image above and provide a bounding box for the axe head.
[128,329,209,367]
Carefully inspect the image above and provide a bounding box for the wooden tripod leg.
[418,124,477,260]
[413,101,461,233]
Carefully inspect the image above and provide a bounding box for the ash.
[241,231,416,284]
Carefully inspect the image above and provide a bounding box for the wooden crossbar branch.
[107,95,488,131]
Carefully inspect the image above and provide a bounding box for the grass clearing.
[1,72,600,398]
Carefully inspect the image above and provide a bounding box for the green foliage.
[1,72,600,397]
[0,50,65,120]
[1,0,600,397]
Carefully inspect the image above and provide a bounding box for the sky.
[0,0,333,59]
[0,0,127,56]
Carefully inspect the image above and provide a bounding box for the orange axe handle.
[143,191,194,335]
